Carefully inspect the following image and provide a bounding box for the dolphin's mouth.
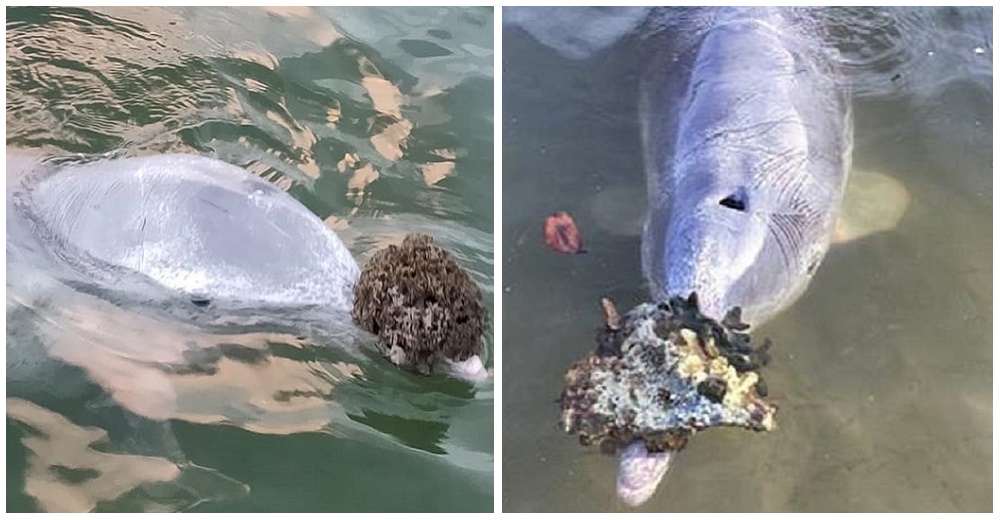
[442,354,490,382]
[558,294,776,506]
[616,441,674,507]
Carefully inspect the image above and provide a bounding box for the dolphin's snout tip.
[616,441,674,507]
[444,354,489,382]
[617,484,657,508]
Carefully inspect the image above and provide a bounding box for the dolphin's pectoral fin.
[833,168,910,244]
[588,183,648,237]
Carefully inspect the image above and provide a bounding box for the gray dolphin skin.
[7,153,488,381]
[641,10,851,326]
[12,154,361,309]
[633,9,852,506]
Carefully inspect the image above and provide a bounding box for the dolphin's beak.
[616,441,674,507]
[443,354,489,382]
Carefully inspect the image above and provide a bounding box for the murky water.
[7,7,493,512]
[502,7,990,512]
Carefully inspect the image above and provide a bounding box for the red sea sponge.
[543,211,585,254]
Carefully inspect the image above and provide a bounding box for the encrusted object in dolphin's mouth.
[352,233,486,375]
[559,293,776,454]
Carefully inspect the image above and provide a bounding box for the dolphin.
[634,9,852,505]
[6,152,490,382]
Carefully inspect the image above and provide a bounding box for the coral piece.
[352,234,485,374]
[543,211,585,254]
[560,294,776,453]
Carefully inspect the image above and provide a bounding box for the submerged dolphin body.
[510,6,852,506]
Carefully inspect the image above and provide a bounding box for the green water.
[6,6,493,512]
[502,8,991,512]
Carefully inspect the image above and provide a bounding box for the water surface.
[7,6,493,512]
[502,7,990,512]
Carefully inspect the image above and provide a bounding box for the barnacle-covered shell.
[352,234,485,374]
[559,294,776,452]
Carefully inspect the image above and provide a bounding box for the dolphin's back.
[14,154,359,309]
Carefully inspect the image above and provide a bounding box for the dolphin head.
[649,179,832,326]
